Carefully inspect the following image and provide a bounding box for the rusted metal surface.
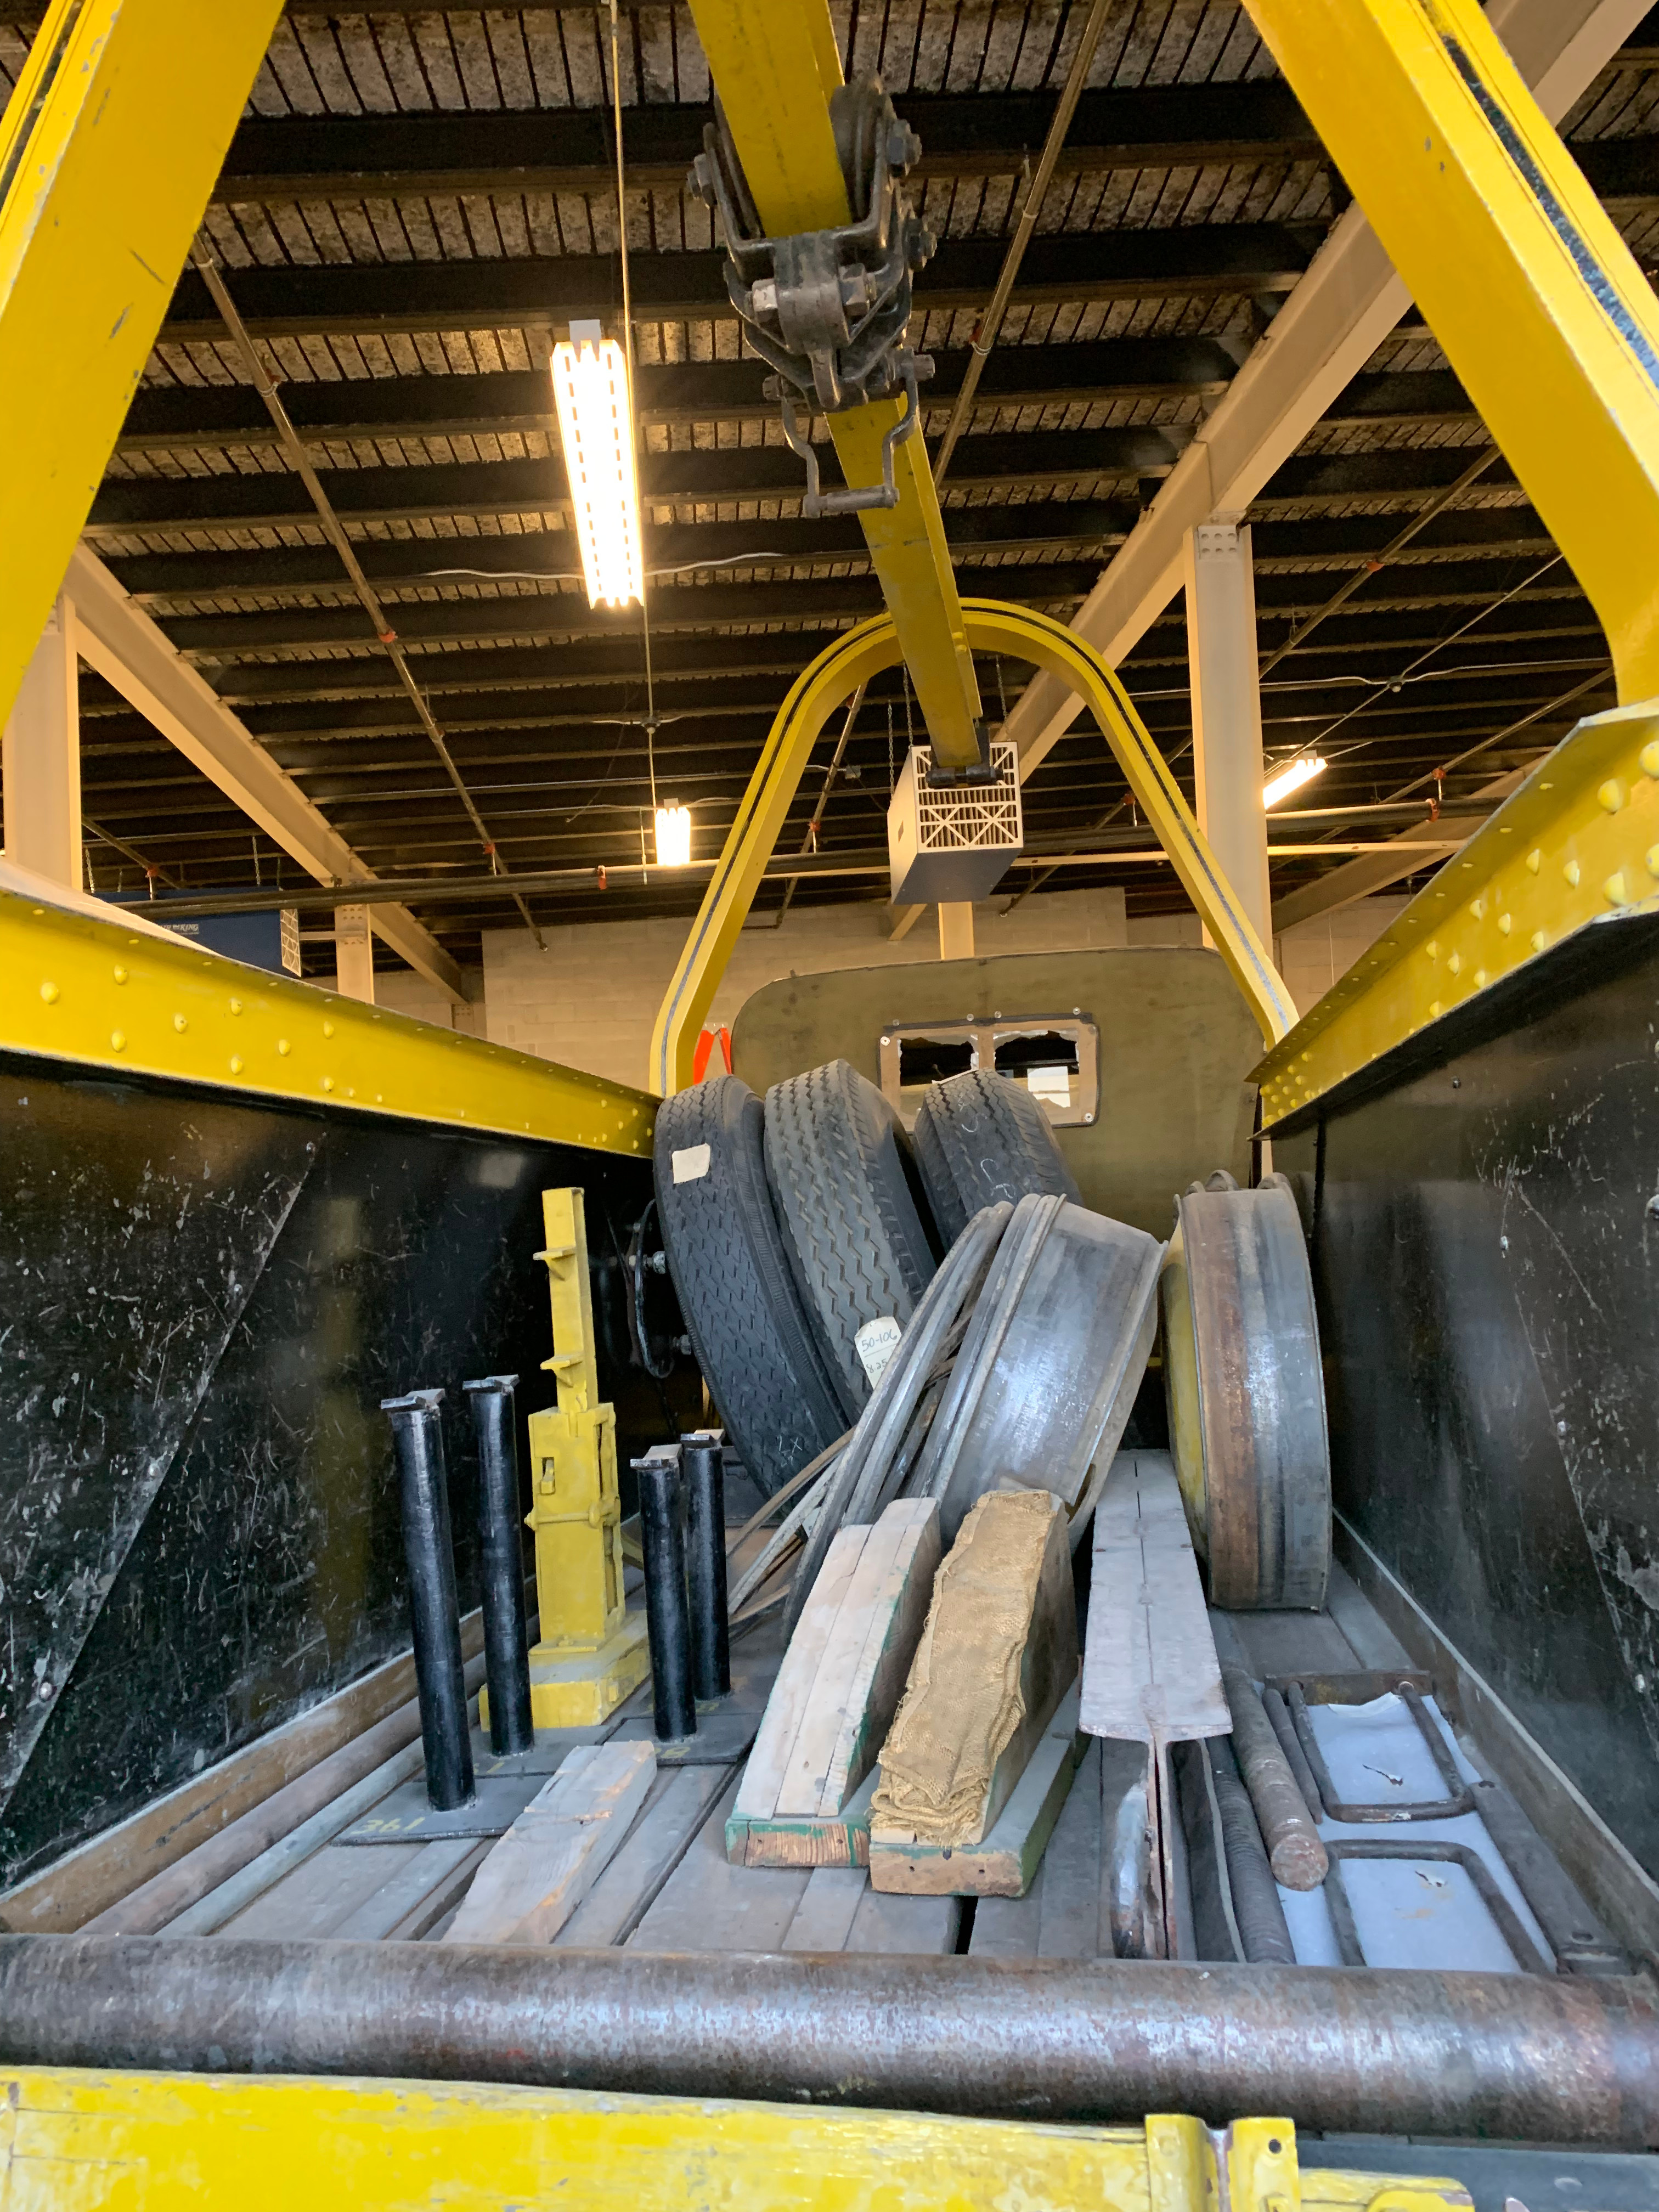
[1,1937,1655,2145]
[1167,1175,1330,1610]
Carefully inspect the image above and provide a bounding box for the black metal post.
[382,1389,475,1810]
[464,1374,534,1757]
[637,1457,696,1743]
[681,1435,730,1701]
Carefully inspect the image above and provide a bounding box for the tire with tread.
[653,1075,845,1498]
[913,1066,1081,1243]
[763,1059,940,1421]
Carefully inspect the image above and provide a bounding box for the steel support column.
[1185,523,1271,950]
[332,906,375,1005]
[686,0,984,772]
[938,903,976,960]
[1,600,80,889]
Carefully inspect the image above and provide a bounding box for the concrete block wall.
[1274,896,1409,1014]
[479,885,1131,1092]
[371,887,1409,1086]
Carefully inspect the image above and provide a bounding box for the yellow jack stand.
[488,1186,650,1731]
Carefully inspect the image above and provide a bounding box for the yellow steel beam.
[686,0,984,770]
[0,2070,1472,2212]
[2,890,654,1157]
[1240,0,1659,708]
[1232,0,1659,1117]
[1254,696,1659,1127]
[0,0,283,732]
[651,599,1296,1093]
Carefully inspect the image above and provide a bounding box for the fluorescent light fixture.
[551,319,644,608]
[1262,754,1327,810]
[655,802,692,868]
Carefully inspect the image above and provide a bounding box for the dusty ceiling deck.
[3,0,1655,974]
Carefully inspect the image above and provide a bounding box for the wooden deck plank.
[444,1743,657,1946]
[217,1841,420,1939]
[334,1838,485,1942]
[1034,1737,1103,1958]
[628,1775,810,1953]
[782,1867,868,1952]
[557,1763,735,1949]
[847,1882,962,1954]
[969,1883,1041,1956]
[1323,1560,1414,1670]
[1222,1607,1359,1678]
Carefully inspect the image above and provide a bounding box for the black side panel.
[0,1062,669,1888]
[1277,940,1659,1878]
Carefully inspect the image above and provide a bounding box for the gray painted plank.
[628,1774,810,1953]
[557,1762,735,1948]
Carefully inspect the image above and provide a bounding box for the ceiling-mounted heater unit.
[887,740,1024,905]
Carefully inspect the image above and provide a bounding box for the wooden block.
[442,1740,655,1946]
[728,1767,878,1871]
[726,1503,936,1867]
[869,1682,1086,1898]
[1082,1451,1229,1745]
[871,1489,1078,1854]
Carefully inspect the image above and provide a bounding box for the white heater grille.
[887,741,1024,905]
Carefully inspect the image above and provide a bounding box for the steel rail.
[121,837,1447,923]
[0,1938,1654,2146]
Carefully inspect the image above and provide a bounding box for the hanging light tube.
[1262,755,1327,810]
[654,802,692,869]
[551,318,644,608]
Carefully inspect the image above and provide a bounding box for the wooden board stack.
[725,1498,940,1869]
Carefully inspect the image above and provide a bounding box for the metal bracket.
[692,75,935,511]
[923,713,997,786]
[775,353,927,517]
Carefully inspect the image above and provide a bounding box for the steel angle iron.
[1161,1172,1330,1610]
[692,78,935,521]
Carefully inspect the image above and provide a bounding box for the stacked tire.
[653,1056,1079,1497]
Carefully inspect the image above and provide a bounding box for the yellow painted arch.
[651,600,1295,1095]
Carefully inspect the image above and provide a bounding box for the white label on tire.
[855,1314,902,1387]
[671,1143,712,1184]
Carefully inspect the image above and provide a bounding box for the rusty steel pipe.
[0,1939,1654,2146]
